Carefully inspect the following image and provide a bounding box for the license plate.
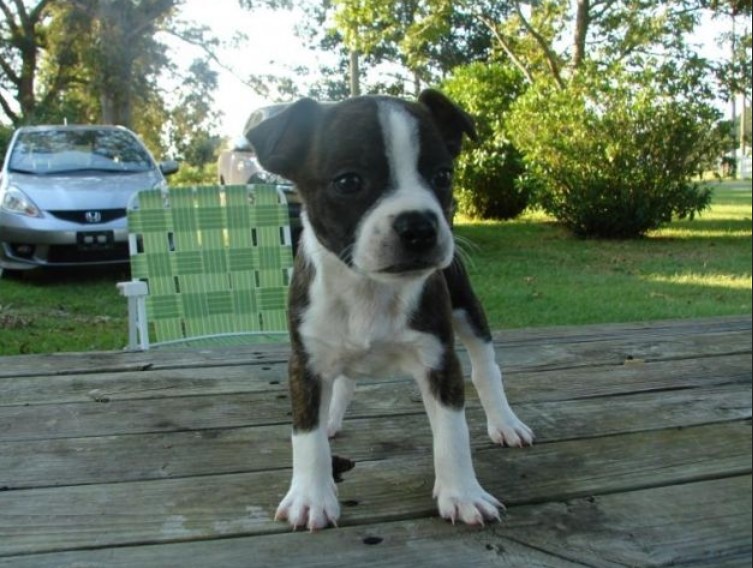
[77,231,114,250]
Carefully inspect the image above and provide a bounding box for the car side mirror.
[160,160,179,177]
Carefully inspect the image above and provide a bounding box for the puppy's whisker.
[453,236,477,271]
[454,234,480,255]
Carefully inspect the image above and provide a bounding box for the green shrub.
[508,77,720,238]
[169,162,218,186]
[0,124,13,160]
[442,62,530,220]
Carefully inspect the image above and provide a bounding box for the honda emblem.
[84,211,102,224]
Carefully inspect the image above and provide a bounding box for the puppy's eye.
[432,169,454,191]
[333,173,363,195]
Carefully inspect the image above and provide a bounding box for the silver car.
[0,124,178,275]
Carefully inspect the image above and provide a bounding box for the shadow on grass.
[2,264,131,287]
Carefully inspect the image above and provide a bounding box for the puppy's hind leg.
[327,375,355,438]
[444,259,534,447]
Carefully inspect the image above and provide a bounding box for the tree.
[166,58,222,168]
[0,0,56,125]
[67,0,178,128]
[331,0,509,96]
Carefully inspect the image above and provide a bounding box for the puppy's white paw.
[433,480,503,526]
[326,422,342,439]
[488,409,535,448]
[275,477,340,531]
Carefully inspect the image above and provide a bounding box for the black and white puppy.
[246,90,534,532]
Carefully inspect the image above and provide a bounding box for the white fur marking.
[429,403,502,524]
[327,375,355,438]
[276,428,340,531]
[453,310,534,447]
[380,104,422,189]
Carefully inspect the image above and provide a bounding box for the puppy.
[246,90,533,531]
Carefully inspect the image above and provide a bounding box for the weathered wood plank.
[490,314,752,343]
[496,475,753,568]
[1,345,749,409]
[2,353,750,440]
[0,363,290,407]
[2,476,748,568]
[0,347,291,379]
[0,518,588,568]
[0,316,749,379]
[0,422,749,556]
[1,382,749,488]
[488,329,752,373]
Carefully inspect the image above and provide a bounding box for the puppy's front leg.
[327,375,355,438]
[444,260,534,447]
[417,350,502,525]
[276,350,340,531]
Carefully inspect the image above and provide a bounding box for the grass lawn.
[0,180,750,356]
[457,180,751,328]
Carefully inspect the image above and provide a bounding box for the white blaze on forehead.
[378,102,423,189]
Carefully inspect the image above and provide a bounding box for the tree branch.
[0,53,20,86]
[0,0,20,37]
[162,27,262,92]
[473,12,535,85]
[28,0,54,23]
[513,1,565,88]
[0,90,20,125]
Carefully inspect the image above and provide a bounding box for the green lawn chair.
[117,184,294,350]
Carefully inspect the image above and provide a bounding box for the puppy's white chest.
[299,274,440,380]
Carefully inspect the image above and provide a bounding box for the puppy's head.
[246,90,476,281]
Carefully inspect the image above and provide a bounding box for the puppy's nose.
[393,210,439,252]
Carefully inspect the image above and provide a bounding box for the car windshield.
[8,128,154,175]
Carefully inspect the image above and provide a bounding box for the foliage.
[442,62,529,220]
[0,0,56,125]
[0,0,178,129]
[507,73,722,238]
[165,59,223,167]
[0,122,11,158]
[331,0,505,93]
[169,162,218,186]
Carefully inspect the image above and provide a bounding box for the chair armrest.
[116,280,150,351]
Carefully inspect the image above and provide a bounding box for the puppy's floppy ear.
[245,98,320,181]
[418,89,478,158]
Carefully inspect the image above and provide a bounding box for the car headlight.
[1,186,42,217]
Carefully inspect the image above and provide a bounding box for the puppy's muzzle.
[393,210,439,253]
[374,209,448,275]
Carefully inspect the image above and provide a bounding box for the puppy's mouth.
[377,260,439,275]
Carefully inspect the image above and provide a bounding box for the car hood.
[6,170,163,211]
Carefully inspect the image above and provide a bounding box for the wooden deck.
[0,315,750,567]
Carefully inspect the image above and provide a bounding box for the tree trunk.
[349,49,361,97]
[573,0,590,70]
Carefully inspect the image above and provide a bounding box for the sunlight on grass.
[643,273,752,290]
[653,227,752,239]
